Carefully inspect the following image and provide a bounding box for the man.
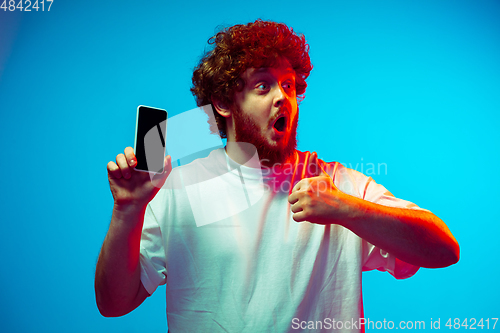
[95,20,459,332]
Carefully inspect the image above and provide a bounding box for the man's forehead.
[243,63,296,78]
[253,66,295,74]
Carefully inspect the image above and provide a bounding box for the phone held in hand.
[134,105,168,173]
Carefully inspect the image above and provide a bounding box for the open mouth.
[273,115,286,133]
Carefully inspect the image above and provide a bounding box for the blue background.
[1,0,499,331]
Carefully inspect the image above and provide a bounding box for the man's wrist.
[112,203,148,228]
[335,194,372,228]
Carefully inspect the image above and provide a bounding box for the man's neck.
[224,141,297,170]
[225,141,261,168]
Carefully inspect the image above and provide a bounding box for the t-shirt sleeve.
[361,175,431,213]
[333,165,423,279]
[362,242,420,279]
[139,202,167,295]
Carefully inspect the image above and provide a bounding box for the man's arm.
[288,153,459,269]
[95,147,171,317]
[330,196,458,268]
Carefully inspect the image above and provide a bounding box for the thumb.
[150,155,172,189]
[307,152,320,177]
[307,152,326,177]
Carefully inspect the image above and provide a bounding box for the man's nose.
[273,85,286,107]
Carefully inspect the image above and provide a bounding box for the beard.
[232,106,298,168]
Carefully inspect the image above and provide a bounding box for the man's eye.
[257,84,268,90]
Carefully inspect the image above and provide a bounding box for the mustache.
[270,108,290,125]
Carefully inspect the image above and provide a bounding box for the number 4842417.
[1,0,54,11]
[445,318,498,330]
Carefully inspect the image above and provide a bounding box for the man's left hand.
[288,152,353,225]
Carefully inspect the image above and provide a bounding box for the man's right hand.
[96,147,172,317]
[107,146,172,208]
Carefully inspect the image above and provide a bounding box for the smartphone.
[134,105,167,173]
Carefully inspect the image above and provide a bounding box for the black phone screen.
[134,106,167,173]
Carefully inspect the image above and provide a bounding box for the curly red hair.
[191,19,313,138]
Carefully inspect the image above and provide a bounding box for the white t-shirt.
[139,148,423,332]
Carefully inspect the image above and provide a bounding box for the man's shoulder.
[175,147,224,172]
[294,149,341,175]
[164,148,226,188]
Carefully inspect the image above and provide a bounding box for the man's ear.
[211,98,232,118]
